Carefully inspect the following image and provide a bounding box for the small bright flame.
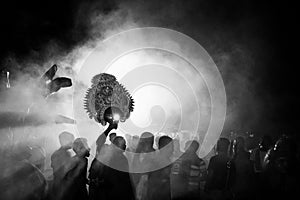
[113,113,120,121]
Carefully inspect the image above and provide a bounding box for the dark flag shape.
[40,64,72,97]
[41,64,58,82]
[47,77,72,94]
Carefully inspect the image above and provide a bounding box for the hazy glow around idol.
[104,50,200,135]
[73,28,226,172]
[130,84,181,128]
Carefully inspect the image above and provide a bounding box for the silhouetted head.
[59,131,74,149]
[73,138,90,157]
[158,135,173,158]
[216,137,230,154]
[112,136,126,151]
[185,140,200,153]
[141,132,154,145]
[109,132,117,142]
[136,132,155,153]
[158,136,172,149]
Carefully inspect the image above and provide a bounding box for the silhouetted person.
[147,136,173,200]
[171,140,207,200]
[103,136,135,200]
[136,132,156,153]
[89,124,116,200]
[64,138,90,200]
[50,131,74,200]
[132,132,156,200]
[89,123,134,200]
[250,135,272,173]
[132,132,156,171]
[232,137,254,200]
[234,137,250,159]
[249,134,272,199]
[205,138,235,200]
[263,135,300,199]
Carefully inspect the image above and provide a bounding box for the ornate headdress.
[84,73,134,126]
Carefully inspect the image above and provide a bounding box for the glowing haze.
[73,28,226,168]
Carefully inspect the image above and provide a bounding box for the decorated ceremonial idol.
[84,73,134,126]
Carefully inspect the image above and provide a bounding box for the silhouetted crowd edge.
[1,125,299,200]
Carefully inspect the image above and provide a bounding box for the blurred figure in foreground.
[171,140,207,200]
[89,125,115,200]
[147,136,174,200]
[249,134,272,199]
[89,130,117,197]
[105,136,135,200]
[263,134,300,199]
[232,137,255,200]
[132,132,156,200]
[50,131,74,200]
[64,138,90,200]
[205,138,235,200]
[89,123,134,200]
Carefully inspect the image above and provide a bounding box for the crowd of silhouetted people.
[1,125,299,200]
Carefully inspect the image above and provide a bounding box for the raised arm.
[96,122,118,153]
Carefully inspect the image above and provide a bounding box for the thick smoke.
[71,0,272,137]
[0,1,296,199]
[0,0,291,154]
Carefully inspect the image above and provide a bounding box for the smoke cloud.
[0,0,294,155]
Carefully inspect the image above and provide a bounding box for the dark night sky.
[0,0,298,136]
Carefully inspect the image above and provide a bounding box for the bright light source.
[113,113,120,121]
